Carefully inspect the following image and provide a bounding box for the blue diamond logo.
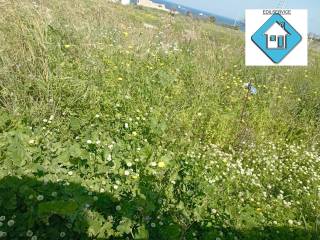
[251,13,302,63]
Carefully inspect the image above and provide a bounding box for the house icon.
[251,13,303,64]
[265,22,289,49]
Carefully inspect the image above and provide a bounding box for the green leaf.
[0,192,17,210]
[85,210,116,238]
[57,151,70,163]
[38,200,78,217]
[238,205,264,228]
[160,224,182,240]
[116,218,133,235]
[70,117,81,131]
[134,225,149,240]
[0,111,10,130]
[6,133,29,167]
[69,143,82,158]
[160,154,172,163]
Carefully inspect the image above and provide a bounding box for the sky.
[168,0,320,34]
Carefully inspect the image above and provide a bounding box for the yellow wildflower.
[158,162,166,168]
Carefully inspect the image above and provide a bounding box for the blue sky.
[168,0,320,34]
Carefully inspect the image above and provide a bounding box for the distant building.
[136,0,169,12]
[309,33,320,41]
[121,0,130,5]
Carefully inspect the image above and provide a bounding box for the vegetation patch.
[0,0,319,239]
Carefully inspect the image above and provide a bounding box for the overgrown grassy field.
[0,0,320,239]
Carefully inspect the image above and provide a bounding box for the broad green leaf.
[6,133,29,167]
[70,117,81,131]
[134,225,149,240]
[69,143,82,158]
[57,151,70,163]
[86,210,109,238]
[116,218,133,235]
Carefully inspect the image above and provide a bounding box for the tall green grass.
[1,0,319,145]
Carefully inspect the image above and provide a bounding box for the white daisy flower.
[37,195,44,201]
[0,232,7,238]
[127,162,132,167]
[7,220,15,227]
[26,230,33,237]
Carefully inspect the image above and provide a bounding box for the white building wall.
[121,0,130,5]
